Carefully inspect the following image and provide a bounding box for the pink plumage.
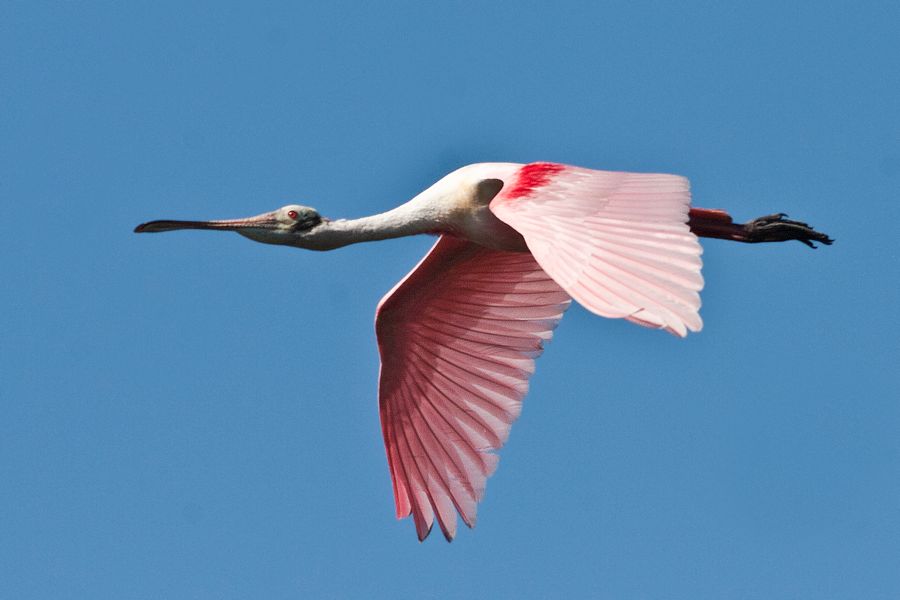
[376,236,570,540]
[376,163,703,539]
[491,165,703,336]
[135,161,832,542]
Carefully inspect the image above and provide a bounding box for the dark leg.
[688,208,834,248]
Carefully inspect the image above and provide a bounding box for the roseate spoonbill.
[135,162,832,541]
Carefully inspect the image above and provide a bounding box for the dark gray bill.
[134,215,276,234]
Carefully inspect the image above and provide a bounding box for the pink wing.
[375,235,570,541]
[490,163,704,337]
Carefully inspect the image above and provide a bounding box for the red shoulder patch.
[504,162,565,200]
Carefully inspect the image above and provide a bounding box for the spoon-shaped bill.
[134,214,277,234]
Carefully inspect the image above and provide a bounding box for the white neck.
[292,199,445,251]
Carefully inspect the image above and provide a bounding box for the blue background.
[2,2,898,598]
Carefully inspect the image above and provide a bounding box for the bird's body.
[135,161,832,541]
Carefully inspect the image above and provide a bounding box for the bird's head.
[134,204,326,247]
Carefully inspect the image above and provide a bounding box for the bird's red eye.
[287,210,299,220]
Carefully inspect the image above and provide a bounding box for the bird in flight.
[135,162,832,541]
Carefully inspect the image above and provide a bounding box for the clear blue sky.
[2,2,898,598]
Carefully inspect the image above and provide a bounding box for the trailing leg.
[688,208,834,248]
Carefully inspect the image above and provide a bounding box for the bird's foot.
[743,213,834,248]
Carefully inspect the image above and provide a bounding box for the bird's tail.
[688,208,833,248]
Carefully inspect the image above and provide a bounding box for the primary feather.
[376,235,570,540]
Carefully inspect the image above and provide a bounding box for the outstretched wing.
[490,162,704,337]
[375,235,570,541]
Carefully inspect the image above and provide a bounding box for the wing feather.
[375,235,570,540]
[490,163,704,336]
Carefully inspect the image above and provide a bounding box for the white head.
[134,204,327,248]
